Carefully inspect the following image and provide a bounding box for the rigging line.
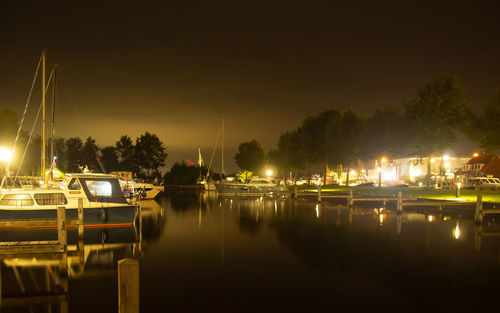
[13,70,55,184]
[206,124,222,178]
[0,55,42,189]
[60,72,105,173]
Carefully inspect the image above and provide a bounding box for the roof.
[467,155,494,165]
[481,157,500,178]
[65,173,118,179]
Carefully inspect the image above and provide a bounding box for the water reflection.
[0,199,165,312]
[152,192,500,311]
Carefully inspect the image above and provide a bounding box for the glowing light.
[457,182,461,189]
[473,153,479,157]
[266,169,273,177]
[443,155,450,161]
[428,215,434,222]
[315,204,319,218]
[379,213,385,225]
[377,167,381,173]
[381,157,387,164]
[350,169,356,176]
[453,222,461,239]
[431,158,435,163]
[444,162,451,169]
[0,147,13,162]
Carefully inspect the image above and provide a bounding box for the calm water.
[3,191,500,312]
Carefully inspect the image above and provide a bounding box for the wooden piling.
[118,258,140,313]
[57,206,67,272]
[396,192,402,214]
[474,195,483,224]
[317,183,322,203]
[294,186,298,200]
[348,189,354,208]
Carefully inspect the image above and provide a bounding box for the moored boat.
[0,173,138,228]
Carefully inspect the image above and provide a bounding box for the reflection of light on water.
[379,213,385,225]
[453,222,461,239]
[428,215,434,222]
[274,201,277,215]
[315,204,319,218]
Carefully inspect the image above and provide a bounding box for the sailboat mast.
[50,65,58,169]
[221,118,224,175]
[42,50,47,184]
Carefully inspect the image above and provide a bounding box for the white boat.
[215,177,282,194]
[111,171,164,199]
[0,173,138,227]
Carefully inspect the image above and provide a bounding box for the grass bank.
[291,185,500,202]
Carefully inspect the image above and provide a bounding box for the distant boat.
[111,171,164,199]
[215,177,282,194]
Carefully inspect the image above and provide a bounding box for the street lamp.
[456,182,461,198]
[0,147,13,162]
[266,169,273,177]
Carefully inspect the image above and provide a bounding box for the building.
[456,155,500,179]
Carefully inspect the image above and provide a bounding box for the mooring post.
[118,258,140,313]
[474,194,483,224]
[77,198,84,265]
[317,182,322,203]
[348,189,354,208]
[57,206,68,273]
[396,192,402,214]
[294,186,298,200]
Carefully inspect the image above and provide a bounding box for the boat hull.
[0,205,137,228]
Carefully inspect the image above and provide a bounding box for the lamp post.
[378,167,382,188]
[456,182,461,198]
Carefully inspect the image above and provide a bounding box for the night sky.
[1,1,499,171]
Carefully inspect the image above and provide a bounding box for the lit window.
[68,178,81,190]
[85,180,112,197]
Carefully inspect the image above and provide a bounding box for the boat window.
[0,194,34,206]
[68,178,81,190]
[79,178,127,204]
[85,180,112,197]
[33,193,68,205]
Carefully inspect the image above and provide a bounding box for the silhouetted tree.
[81,137,100,172]
[468,90,500,154]
[115,135,139,173]
[403,75,468,157]
[234,139,266,173]
[65,137,83,172]
[0,109,18,146]
[100,146,120,173]
[164,161,201,185]
[135,132,167,177]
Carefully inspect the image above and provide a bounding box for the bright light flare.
[266,169,273,177]
[0,147,13,162]
[453,222,461,239]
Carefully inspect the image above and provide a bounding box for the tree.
[403,75,468,157]
[0,109,18,146]
[270,129,306,182]
[81,137,101,172]
[234,139,266,174]
[470,90,500,154]
[100,146,120,173]
[115,135,139,173]
[403,75,469,187]
[362,105,407,160]
[164,161,201,185]
[135,132,167,177]
[65,137,83,172]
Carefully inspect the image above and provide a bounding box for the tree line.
[234,75,500,182]
[0,113,167,179]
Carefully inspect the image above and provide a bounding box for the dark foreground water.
[3,191,500,312]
